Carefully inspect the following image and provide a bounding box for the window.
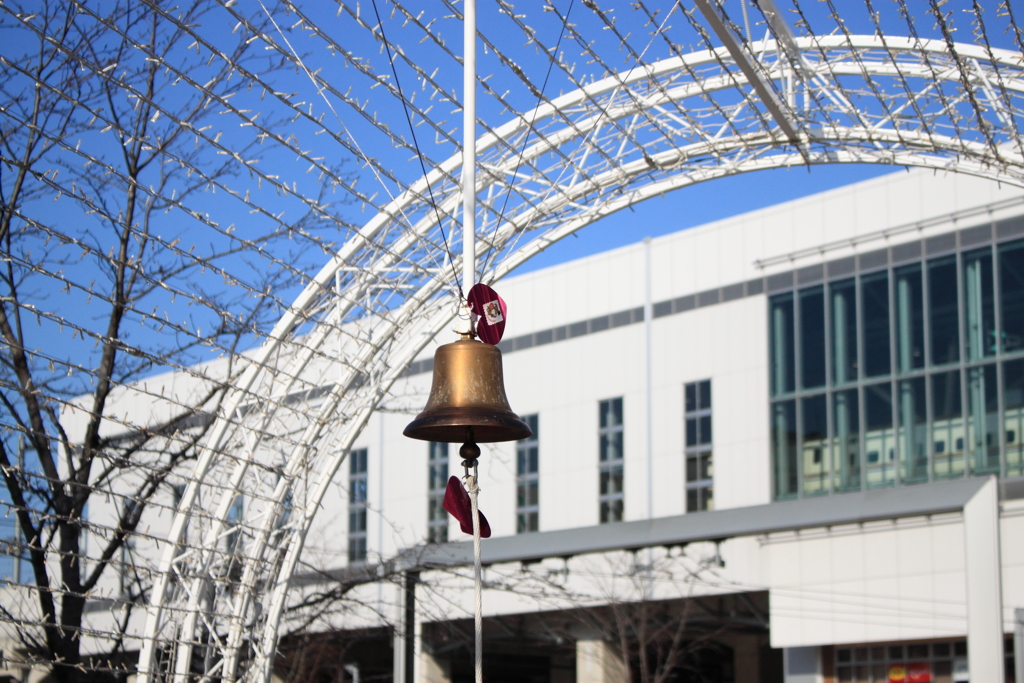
[769,232,1024,500]
[516,414,539,533]
[834,639,967,683]
[428,443,448,543]
[599,398,624,523]
[225,496,243,554]
[348,448,368,563]
[685,381,713,512]
[119,540,135,595]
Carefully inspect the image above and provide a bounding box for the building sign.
[907,662,932,682]
[888,663,931,683]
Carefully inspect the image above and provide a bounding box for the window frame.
[598,397,624,523]
[685,380,713,512]
[769,230,1024,500]
[516,414,540,533]
[348,448,368,564]
[427,442,448,543]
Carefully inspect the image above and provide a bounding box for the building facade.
[341,168,1024,683]
[8,168,1024,683]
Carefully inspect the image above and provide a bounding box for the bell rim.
[403,412,533,443]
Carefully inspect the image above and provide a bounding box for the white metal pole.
[462,0,477,295]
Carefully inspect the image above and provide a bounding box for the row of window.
[771,237,1024,499]
[344,384,714,562]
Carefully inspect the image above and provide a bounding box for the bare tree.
[0,2,346,680]
[412,549,751,683]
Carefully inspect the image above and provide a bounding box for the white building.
[329,167,1024,683]
[11,167,1024,683]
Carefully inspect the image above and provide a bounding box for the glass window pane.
[800,287,826,389]
[865,382,894,488]
[350,478,367,503]
[770,294,796,396]
[999,240,1024,353]
[600,499,623,523]
[801,394,828,496]
[699,380,711,409]
[700,453,713,480]
[686,488,698,512]
[929,256,960,366]
[831,279,858,385]
[898,377,927,484]
[895,264,925,374]
[772,400,798,500]
[1005,358,1024,478]
[932,369,964,480]
[685,383,697,412]
[703,485,714,511]
[699,415,712,444]
[963,249,996,361]
[518,512,538,533]
[686,418,697,447]
[686,456,698,482]
[430,463,447,491]
[600,465,623,495]
[600,398,623,428]
[967,364,999,475]
[429,496,444,522]
[861,272,891,378]
[832,388,861,492]
[600,432,623,462]
[429,442,448,461]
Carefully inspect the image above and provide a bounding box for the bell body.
[404,338,532,443]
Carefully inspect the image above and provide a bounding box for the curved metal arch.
[138,35,1024,682]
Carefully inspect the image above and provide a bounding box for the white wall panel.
[767,518,969,648]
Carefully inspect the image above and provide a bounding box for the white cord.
[466,464,483,683]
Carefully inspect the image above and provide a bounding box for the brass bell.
[404,335,532,444]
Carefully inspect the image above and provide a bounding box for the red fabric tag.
[442,475,491,538]
[467,283,507,345]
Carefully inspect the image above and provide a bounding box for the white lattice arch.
[138,35,1024,682]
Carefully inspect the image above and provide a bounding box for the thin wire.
[251,0,446,271]
[484,0,576,281]
[487,1,683,281]
[370,0,464,298]
[466,463,483,683]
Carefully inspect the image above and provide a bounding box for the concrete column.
[714,633,760,683]
[393,572,419,683]
[418,650,451,683]
[576,638,627,683]
[963,476,1004,683]
[783,647,820,683]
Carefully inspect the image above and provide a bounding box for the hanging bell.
[404,334,532,444]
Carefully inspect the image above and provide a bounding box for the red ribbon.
[442,475,491,538]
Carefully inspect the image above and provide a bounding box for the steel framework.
[139,33,1024,682]
[2,1,1024,682]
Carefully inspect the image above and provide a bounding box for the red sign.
[467,283,507,345]
[907,662,932,683]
